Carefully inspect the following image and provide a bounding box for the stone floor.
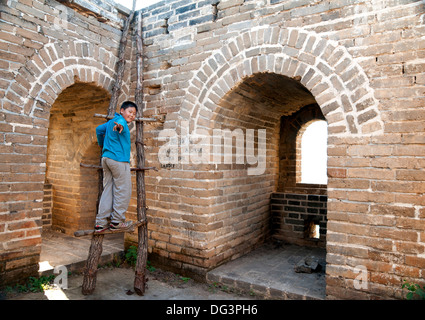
[39,229,125,274]
[39,229,326,300]
[207,242,326,300]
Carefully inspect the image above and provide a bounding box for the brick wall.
[0,0,132,286]
[136,0,425,299]
[271,190,327,248]
[42,182,52,228]
[1,0,425,299]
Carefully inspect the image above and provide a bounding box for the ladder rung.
[74,220,147,237]
[80,163,158,171]
[93,113,160,122]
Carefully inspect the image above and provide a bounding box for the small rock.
[294,257,321,273]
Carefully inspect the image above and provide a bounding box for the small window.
[299,120,328,185]
[306,220,320,239]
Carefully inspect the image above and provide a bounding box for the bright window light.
[300,120,328,185]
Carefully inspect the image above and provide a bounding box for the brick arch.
[6,40,129,120]
[45,80,110,233]
[181,26,383,137]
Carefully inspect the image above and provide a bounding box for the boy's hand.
[113,122,123,133]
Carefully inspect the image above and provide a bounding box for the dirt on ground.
[1,263,257,301]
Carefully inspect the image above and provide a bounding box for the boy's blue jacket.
[96,113,131,163]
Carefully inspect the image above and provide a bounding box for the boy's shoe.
[94,224,109,233]
[109,221,133,232]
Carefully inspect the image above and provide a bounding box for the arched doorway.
[201,72,328,299]
[207,72,329,252]
[175,25,384,267]
[45,82,110,235]
[148,25,385,292]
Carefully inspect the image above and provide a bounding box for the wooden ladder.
[75,6,156,296]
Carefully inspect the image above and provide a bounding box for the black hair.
[120,101,138,111]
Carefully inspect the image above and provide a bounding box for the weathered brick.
[1,0,425,299]
[216,0,242,12]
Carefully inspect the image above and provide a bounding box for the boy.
[94,101,138,233]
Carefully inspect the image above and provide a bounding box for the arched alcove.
[206,72,330,254]
[45,82,110,234]
[172,25,384,261]
[149,25,386,274]
[146,25,387,287]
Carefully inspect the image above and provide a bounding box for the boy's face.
[120,107,137,123]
